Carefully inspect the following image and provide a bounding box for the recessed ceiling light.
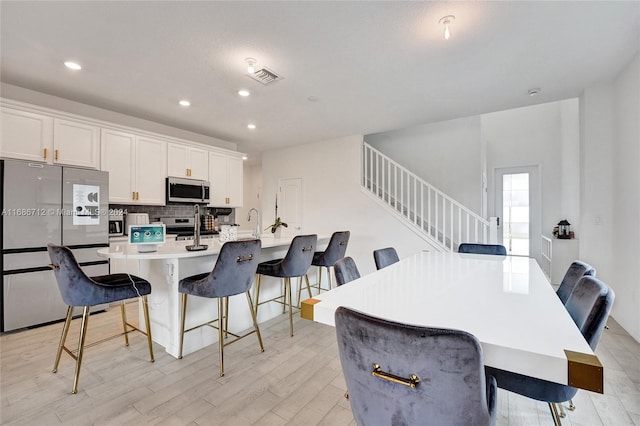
[238,90,250,97]
[64,61,82,70]
[247,124,256,130]
[245,58,256,74]
[179,100,191,106]
[438,15,455,40]
[528,88,541,96]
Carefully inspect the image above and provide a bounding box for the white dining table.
[301,251,603,393]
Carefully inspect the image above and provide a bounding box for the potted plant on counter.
[265,194,288,238]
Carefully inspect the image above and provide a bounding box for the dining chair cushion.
[47,244,151,307]
[373,247,399,270]
[556,261,596,304]
[256,234,317,278]
[458,243,507,256]
[336,306,497,426]
[179,239,261,298]
[334,256,361,286]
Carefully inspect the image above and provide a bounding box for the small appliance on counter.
[108,213,124,236]
[124,213,149,234]
[159,216,218,240]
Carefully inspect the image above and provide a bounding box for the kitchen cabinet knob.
[43,148,48,159]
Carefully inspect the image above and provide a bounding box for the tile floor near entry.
[1,302,639,425]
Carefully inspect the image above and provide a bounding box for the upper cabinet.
[209,152,243,207]
[167,143,208,180]
[101,129,167,205]
[1,107,99,169]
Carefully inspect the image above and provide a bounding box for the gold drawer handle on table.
[371,363,420,389]
[236,254,253,263]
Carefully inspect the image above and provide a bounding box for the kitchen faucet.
[247,208,261,239]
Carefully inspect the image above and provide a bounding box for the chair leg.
[254,274,262,315]
[282,278,287,314]
[305,274,312,299]
[142,295,154,363]
[120,301,129,347]
[53,306,73,373]
[71,306,91,394]
[224,296,230,339]
[318,266,323,292]
[326,267,333,291]
[286,277,294,337]
[218,297,224,377]
[246,291,264,352]
[548,403,563,426]
[297,276,303,309]
[178,293,187,359]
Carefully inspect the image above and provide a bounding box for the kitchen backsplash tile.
[110,204,235,224]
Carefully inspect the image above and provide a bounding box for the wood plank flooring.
[1,303,639,425]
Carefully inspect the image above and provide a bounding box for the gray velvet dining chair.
[47,243,154,394]
[178,239,263,377]
[335,306,497,426]
[254,234,317,337]
[311,230,350,292]
[333,256,361,286]
[458,243,507,256]
[485,275,614,425]
[373,247,399,270]
[556,260,596,305]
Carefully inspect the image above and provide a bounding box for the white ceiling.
[1,1,639,163]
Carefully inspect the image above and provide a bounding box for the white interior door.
[278,178,302,234]
[495,166,541,260]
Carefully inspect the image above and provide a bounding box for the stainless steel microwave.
[166,177,210,204]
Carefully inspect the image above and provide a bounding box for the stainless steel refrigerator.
[1,159,109,332]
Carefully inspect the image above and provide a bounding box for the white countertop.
[100,234,328,260]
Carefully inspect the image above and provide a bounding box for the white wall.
[364,116,483,214]
[612,54,640,341]
[237,163,262,232]
[261,135,439,276]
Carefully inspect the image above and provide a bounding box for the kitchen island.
[98,234,328,358]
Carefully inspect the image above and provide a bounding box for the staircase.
[362,142,491,252]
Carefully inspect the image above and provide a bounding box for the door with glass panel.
[495,166,541,260]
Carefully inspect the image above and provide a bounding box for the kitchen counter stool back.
[47,243,154,394]
[334,256,361,286]
[311,231,350,292]
[373,247,399,270]
[254,234,317,337]
[178,239,263,377]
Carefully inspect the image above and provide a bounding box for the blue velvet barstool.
[178,239,263,377]
[556,260,596,304]
[311,231,350,292]
[47,243,154,394]
[254,234,317,337]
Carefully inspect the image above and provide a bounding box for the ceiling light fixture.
[245,57,256,74]
[528,88,541,96]
[238,89,250,97]
[179,100,191,106]
[242,155,248,160]
[247,124,256,130]
[439,15,455,40]
[64,61,82,70]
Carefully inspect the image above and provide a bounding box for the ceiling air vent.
[247,67,283,85]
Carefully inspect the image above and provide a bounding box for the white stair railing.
[362,142,490,251]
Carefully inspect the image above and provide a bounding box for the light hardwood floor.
[1,302,639,425]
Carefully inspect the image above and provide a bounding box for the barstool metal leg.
[218,297,224,377]
[120,301,129,346]
[72,306,91,394]
[224,296,230,339]
[246,292,264,352]
[53,306,73,373]
[178,293,187,359]
[286,277,294,337]
[254,274,262,315]
[318,266,323,292]
[141,295,154,362]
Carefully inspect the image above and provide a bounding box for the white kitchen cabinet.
[53,118,100,169]
[550,238,579,285]
[167,143,208,180]
[209,152,243,207]
[1,108,100,168]
[101,129,167,205]
[0,107,53,162]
